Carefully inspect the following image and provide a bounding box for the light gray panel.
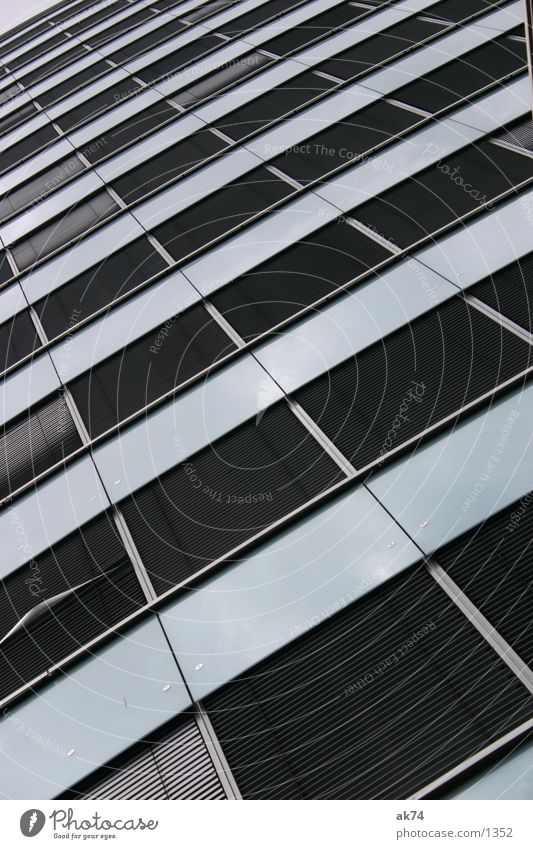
[160,486,421,702]
[11,39,77,82]
[26,52,102,100]
[19,213,144,304]
[446,75,530,133]
[0,113,49,153]
[51,269,201,382]
[0,618,190,800]
[255,258,456,393]
[414,189,533,290]
[92,354,284,501]
[0,354,59,429]
[134,146,262,229]
[313,104,494,213]
[182,192,342,295]
[0,90,31,118]
[0,454,109,577]
[368,383,533,554]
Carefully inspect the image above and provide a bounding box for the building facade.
[0,0,532,800]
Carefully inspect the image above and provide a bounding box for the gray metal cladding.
[294,296,532,469]
[0,391,83,499]
[204,566,533,799]
[0,309,39,370]
[10,190,119,272]
[210,219,393,340]
[352,139,533,250]
[0,511,146,701]
[65,717,227,800]
[119,401,343,595]
[34,235,169,339]
[215,69,337,141]
[318,16,448,80]
[110,128,229,205]
[152,166,296,262]
[435,494,533,668]
[272,99,425,185]
[68,303,237,438]
[392,35,527,114]
[469,251,533,333]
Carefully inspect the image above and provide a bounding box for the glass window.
[0,122,58,173]
[263,2,366,56]
[120,399,343,594]
[160,485,420,701]
[107,16,189,64]
[469,251,533,333]
[152,165,295,262]
[215,69,336,142]
[35,59,112,109]
[54,76,143,132]
[171,52,272,108]
[34,234,168,339]
[368,383,533,553]
[69,302,236,437]
[0,617,190,800]
[10,190,118,273]
[84,7,155,49]
[0,308,40,371]
[134,34,224,86]
[0,154,85,223]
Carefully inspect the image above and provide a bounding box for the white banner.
[1,800,532,848]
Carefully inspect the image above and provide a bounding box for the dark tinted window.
[0,252,14,284]
[135,34,224,85]
[120,401,342,594]
[272,100,423,184]
[64,0,130,35]
[0,101,37,136]
[216,70,336,141]
[0,309,40,371]
[0,154,85,223]
[319,16,448,80]
[18,43,88,88]
[79,101,179,164]
[0,122,58,173]
[11,191,118,272]
[0,391,82,500]
[153,166,295,262]
[69,303,235,438]
[0,512,145,702]
[295,297,531,468]
[352,140,533,249]
[7,30,68,71]
[54,77,142,132]
[35,59,112,108]
[393,36,527,113]
[34,236,168,339]
[264,2,366,55]
[469,251,533,333]
[217,0,301,36]
[427,0,504,22]
[171,52,272,107]
[211,221,393,340]
[205,566,533,798]
[85,7,155,48]
[107,16,190,64]
[183,0,237,23]
[111,128,227,204]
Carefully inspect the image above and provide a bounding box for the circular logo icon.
[20,810,46,837]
